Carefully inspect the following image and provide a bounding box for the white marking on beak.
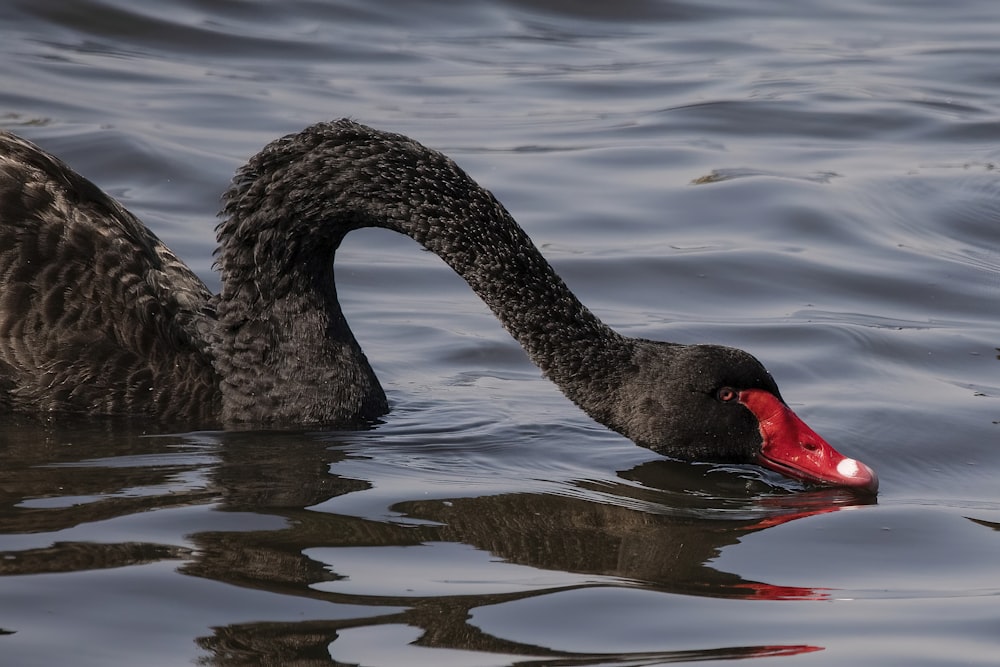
[836,458,861,478]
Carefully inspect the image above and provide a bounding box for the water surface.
[1,0,998,665]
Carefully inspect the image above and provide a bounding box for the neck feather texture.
[214,120,633,425]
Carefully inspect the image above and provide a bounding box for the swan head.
[610,342,878,493]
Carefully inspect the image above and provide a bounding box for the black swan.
[0,120,877,491]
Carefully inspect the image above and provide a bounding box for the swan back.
[0,131,218,420]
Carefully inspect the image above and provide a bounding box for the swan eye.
[716,387,738,403]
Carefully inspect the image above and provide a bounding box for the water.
[1,0,998,664]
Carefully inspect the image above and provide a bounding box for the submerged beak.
[738,388,878,493]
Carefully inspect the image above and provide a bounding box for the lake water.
[1,0,998,665]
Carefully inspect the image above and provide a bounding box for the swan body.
[0,120,877,491]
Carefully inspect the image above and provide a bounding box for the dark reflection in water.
[967,516,1000,532]
[0,423,876,664]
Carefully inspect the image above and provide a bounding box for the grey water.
[1,0,998,665]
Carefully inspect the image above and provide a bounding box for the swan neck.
[216,120,629,423]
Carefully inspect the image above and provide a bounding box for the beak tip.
[837,458,879,494]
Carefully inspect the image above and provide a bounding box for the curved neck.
[215,120,632,423]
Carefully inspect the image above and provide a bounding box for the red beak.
[739,389,878,493]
